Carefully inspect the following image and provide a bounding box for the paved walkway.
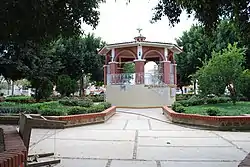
[29,108,250,167]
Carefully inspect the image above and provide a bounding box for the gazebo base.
[105,84,176,108]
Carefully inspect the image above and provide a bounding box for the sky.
[81,0,197,44]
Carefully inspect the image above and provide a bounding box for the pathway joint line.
[123,120,129,130]
[156,160,161,167]
[212,132,248,154]
[105,159,112,167]
[132,130,139,159]
[148,119,152,130]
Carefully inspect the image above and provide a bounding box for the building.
[98,30,182,107]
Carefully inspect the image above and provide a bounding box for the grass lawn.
[185,102,250,116]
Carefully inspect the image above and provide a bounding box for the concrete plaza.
[29,108,250,167]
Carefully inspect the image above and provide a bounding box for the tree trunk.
[193,80,197,95]
[180,86,184,94]
[11,80,14,95]
[227,84,237,105]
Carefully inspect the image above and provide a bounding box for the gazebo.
[98,30,182,107]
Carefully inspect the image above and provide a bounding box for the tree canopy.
[196,43,246,103]
[0,0,102,43]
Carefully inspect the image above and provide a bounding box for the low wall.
[46,106,116,128]
[162,106,250,130]
[106,85,175,107]
[0,126,27,167]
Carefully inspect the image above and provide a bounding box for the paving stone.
[55,129,135,141]
[110,160,157,167]
[76,120,127,130]
[150,120,192,131]
[125,120,149,130]
[232,141,250,152]
[138,130,217,138]
[58,159,107,167]
[30,139,134,159]
[138,137,232,147]
[161,161,240,167]
[137,146,247,161]
[214,131,250,141]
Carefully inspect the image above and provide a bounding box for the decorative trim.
[133,59,146,62]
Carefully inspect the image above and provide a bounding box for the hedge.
[176,96,231,107]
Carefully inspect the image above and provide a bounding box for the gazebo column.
[134,59,145,84]
[162,61,171,84]
[103,65,107,85]
[109,62,118,84]
[173,64,177,85]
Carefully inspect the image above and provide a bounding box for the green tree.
[50,34,105,81]
[151,0,250,67]
[27,45,62,101]
[175,25,212,93]
[0,0,102,82]
[240,69,250,100]
[196,43,246,104]
[56,75,78,97]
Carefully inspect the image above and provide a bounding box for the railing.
[107,73,164,86]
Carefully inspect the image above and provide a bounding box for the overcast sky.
[82,0,197,44]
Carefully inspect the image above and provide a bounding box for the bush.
[56,75,78,97]
[88,95,105,102]
[205,107,220,116]
[39,108,65,116]
[5,96,34,103]
[172,102,186,113]
[176,94,194,101]
[59,98,93,107]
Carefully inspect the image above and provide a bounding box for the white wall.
[106,85,175,107]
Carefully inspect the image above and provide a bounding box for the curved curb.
[162,106,250,131]
[45,106,116,128]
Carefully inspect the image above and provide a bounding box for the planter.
[162,106,250,130]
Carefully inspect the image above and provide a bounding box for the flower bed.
[162,106,250,130]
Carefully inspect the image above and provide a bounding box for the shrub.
[56,75,78,97]
[205,107,220,116]
[5,96,34,103]
[59,99,93,107]
[88,95,105,102]
[68,107,89,115]
[39,108,65,116]
[172,102,186,113]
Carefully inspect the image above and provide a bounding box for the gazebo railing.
[107,73,164,85]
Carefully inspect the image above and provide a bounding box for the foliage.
[15,79,31,90]
[205,107,220,116]
[0,100,112,116]
[240,69,250,100]
[175,25,212,90]
[184,102,250,116]
[176,96,231,107]
[171,102,186,113]
[56,75,78,97]
[5,96,33,103]
[87,95,105,102]
[30,79,54,102]
[176,94,194,101]
[151,0,250,67]
[50,34,105,82]
[59,98,94,107]
[175,21,242,91]
[196,43,246,103]
[0,0,101,43]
